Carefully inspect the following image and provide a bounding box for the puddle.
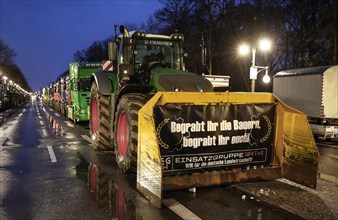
[74,152,89,183]
[46,113,64,136]
[88,163,139,219]
[74,156,141,220]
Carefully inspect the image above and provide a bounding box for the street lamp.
[239,38,271,92]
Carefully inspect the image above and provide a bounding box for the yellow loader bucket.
[137,92,319,208]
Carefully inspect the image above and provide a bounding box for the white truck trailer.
[273,65,338,140]
[203,74,230,91]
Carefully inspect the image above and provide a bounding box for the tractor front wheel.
[89,82,111,150]
[114,93,146,173]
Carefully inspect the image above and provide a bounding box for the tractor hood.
[151,67,214,92]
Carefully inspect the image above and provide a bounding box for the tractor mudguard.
[91,71,112,96]
[137,92,319,208]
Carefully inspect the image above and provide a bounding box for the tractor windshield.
[134,39,183,71]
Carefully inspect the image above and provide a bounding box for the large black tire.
[89,83,112,151]
[114,93,147,173]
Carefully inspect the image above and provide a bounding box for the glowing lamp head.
[263,74,271,83]
[259,39,271,51]
[239,44,250,55]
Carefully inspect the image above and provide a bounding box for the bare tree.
[149,0,195,35]
[73,22,143,62]
[73,39,109,62]
[279,0,336,68]
[0,39,16,65]
[0,40,31,92]
[193,0,230,75]
[72,0,337,92]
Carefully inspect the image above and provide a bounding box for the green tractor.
[89,26,319,208]
[67,62,102,123]
[89,26,213,172]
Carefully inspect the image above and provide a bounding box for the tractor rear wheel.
[114,93,147,173]
[89,82,112,150]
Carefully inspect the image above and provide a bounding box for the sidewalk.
[232,178,338,220]
[0,109,17,126]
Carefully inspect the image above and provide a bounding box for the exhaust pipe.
[120,25,129,38]
[119,25,131,64]
[118,25,133,87]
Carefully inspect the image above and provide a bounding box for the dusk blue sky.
[0,0,163,91]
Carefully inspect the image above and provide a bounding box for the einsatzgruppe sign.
[154,104,275,174]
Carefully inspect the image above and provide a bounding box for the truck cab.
[67,62,101,123]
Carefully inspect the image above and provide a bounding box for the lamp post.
[239,39,271,92]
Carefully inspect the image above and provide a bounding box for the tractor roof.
[117,31,183,41]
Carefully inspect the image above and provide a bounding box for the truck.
[87,26,318,208]
[51,79,62,112]
[273,66,338,140]
[67,62,102,123]
[59,75,68,116]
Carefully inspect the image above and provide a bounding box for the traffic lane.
[0,105,34,218]
[0,106,27,219]
[0,101,111,220]
[0,101,50,219]
[40,103,182,219]
[41,103,91,144]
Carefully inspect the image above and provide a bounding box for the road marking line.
[82,135,93,144]
[42,129,48,137]
[47,146,57,163]
[40,121,44,126]
[163,198,201,220]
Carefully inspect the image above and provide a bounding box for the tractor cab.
[112,27,185,87]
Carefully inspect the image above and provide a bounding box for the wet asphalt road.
[0,101,111,220]
[317,141,338,182]
[0,100,334,220]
